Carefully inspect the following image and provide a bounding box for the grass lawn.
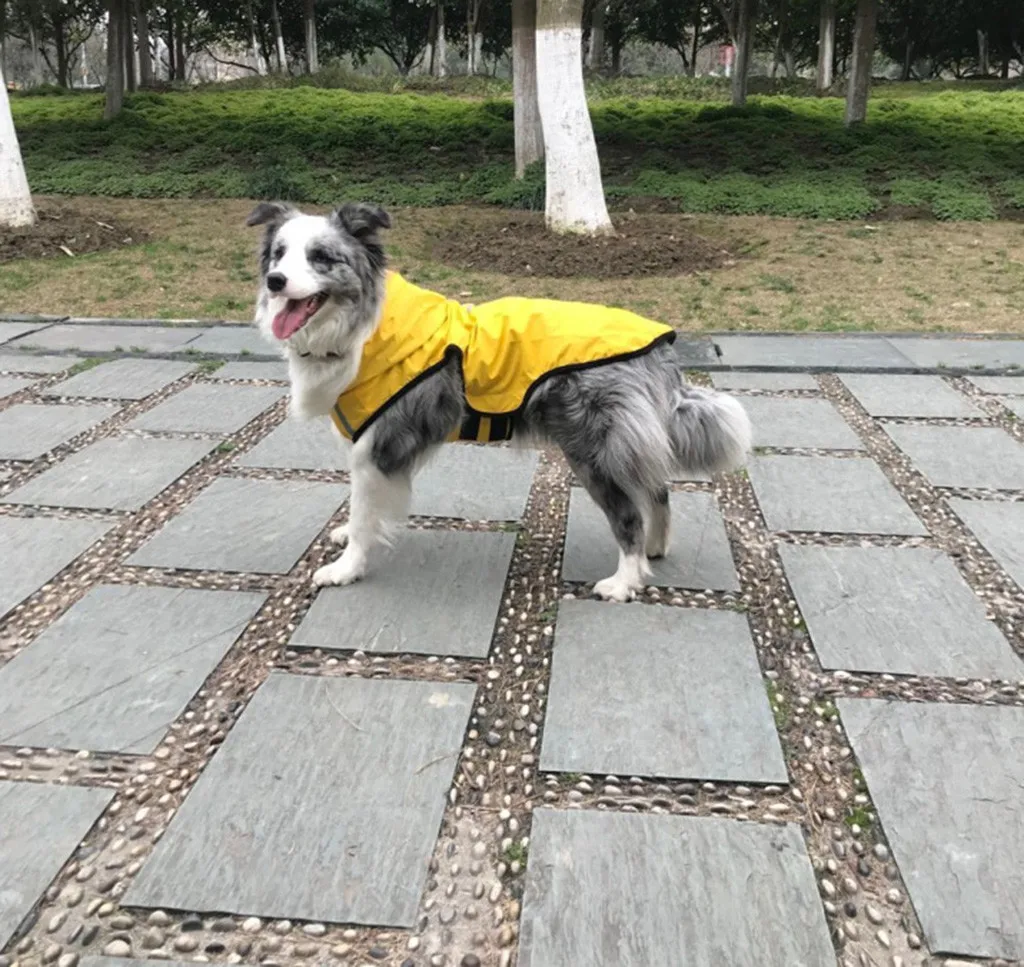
[12,82,1024,220]
[3,197,1022,333]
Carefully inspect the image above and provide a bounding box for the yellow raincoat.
[331,272,676,444]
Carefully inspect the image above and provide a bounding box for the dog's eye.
[310,247,335,265]
[272,244,285,262]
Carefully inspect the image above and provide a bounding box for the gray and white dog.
[248,201,751,602]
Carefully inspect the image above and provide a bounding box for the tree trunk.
[467,0,481,73]
[816,0,835,93]
[688,6,700,77]
[435,0,447,76]
[610,36,621,73]
[731,0,755,106]
[166,6,175,80]
[304,0,318,73]
[105,0,125,119]
[1001,53,1010,79]
[512,0,543,176]
[54,16,70,87]
[0,66,35,226]
[901,36,913,81]
[135,0,152,86]
[587,0,606,70]
[247,0,266,74]
[123,0,136,92]
[977,30,989,75]
[270,0,287,72]
[174,10,186,80]
[771,0,788,80]
[27,20,45,86]
[536,0,612,234]
[844,0,876,125]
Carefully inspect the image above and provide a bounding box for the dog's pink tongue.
[272,300,309,340]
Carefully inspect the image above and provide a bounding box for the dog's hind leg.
[314,433,411,587]
[644,485,671,559]
[574,468,651,603]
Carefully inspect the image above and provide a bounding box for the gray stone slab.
[293,530,514,657]
[884,424,1024,491]
[211,360,288,382]
[744,396,864,450]
[840,374,982,418]
[4,436,215,510]
[541,601,786,781]
[839,699,1024,959]
[948,498,1024,588]
[186,326,275,356]
[237,417,345,471]
[0,782,114,949]
[562,489,739,591]
[125,673,475,927]
[18,324,204,353]
[0,402,119,460]
[520,810,834,967]
[890,337,1024,371]
[715,334,912,370]
[1001,397,1024,419]
[968,375,1024,394]
[0,516,113,620]
[128,476,346,573]
[711,371,818,391]
[0,321,49,345]
[673,336,717,366]
[0,375,35,399]
[44,359,196,400]
[0,354,81,374]
[749,455,927,535]
[128,383,284,435]
[0,585,264,753]
[410,444,537,520]
[780,544,1021,678]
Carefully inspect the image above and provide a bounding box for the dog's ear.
[334,202,391,243]
[246,201,296,228]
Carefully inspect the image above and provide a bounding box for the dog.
[247,201,751,602]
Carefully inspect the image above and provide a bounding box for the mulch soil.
[0,201,149,263]
[431,212,732,278]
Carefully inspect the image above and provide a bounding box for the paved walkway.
[0,319,1022,967]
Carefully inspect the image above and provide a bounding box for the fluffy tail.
[670,385,752,475]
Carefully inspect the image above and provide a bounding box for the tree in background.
[845,0,876,123]
[512,0,543,176]
[536,0,613,232]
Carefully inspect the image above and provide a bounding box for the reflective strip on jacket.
[331,272,676,444]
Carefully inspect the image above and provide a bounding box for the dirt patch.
[0,201,148,263]
[431,213,732,278]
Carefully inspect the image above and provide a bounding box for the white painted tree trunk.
[0,67,36,227]
[536,0,612,234]
[817,0,835,92]
[436,5,447,77]
[512,0,543,176]
[270,0,287,72]
[27,22,45,86]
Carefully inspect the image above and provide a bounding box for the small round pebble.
[101,940,130,958]
[462,956,482,967]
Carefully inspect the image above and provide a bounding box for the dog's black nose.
[267,272,286,293]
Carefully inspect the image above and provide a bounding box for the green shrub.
[12,85,1024,220]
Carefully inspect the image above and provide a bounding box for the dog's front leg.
[313,432,411,587]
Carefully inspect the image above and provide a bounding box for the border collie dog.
[248,201,751,602]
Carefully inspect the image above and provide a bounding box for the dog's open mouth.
[272,293,327,340]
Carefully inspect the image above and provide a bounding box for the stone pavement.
[0,318,1023,967]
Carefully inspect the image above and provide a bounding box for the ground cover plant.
[12,81,1024,220]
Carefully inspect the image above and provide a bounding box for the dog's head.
[246,201,390,349]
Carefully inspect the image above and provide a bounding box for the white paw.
[329,523,350,546]
[313,555,365,587]
[593,575,638,603]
